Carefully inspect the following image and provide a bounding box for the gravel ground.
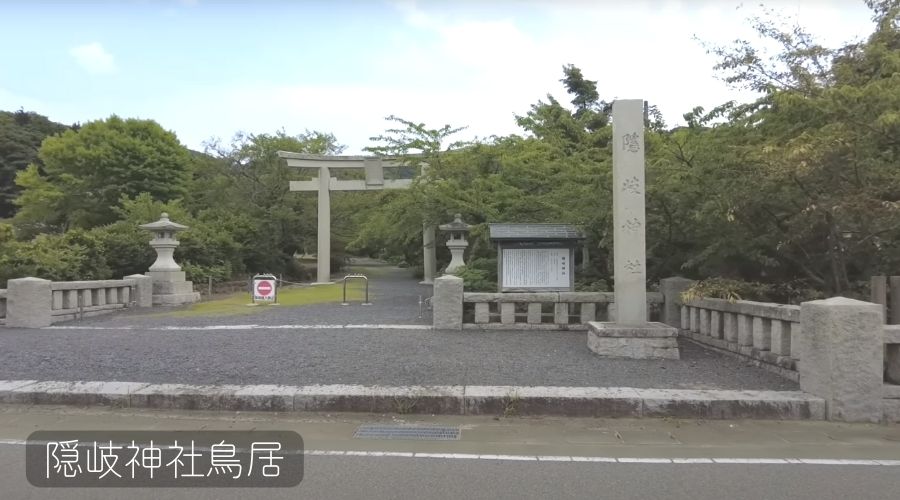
[0,261,798,391]
[0,327,797,390]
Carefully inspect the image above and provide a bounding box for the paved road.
[2,447,897,500]
[0,405,897,500]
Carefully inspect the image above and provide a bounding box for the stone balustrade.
[680,297,800,380]
[3,276,153,328]
[49,280,135,322]
[462,291,663,330]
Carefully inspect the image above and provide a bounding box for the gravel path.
[69,262,433,328]
[0,326,797,390]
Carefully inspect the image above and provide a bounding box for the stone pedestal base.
[153,292,201,305]
[587,322,680,360]
[147,272,201,306]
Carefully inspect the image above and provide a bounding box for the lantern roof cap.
[439,214,471,232]
[139,212,188,232]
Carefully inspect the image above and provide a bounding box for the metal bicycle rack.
[342,274,372,306]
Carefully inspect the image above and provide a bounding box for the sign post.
[250,274,278,305]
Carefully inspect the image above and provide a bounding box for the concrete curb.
[0,379,826,420]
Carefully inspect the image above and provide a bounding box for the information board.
[501,248,570,290]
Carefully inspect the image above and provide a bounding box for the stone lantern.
[139,213,200,305]
[439,214,471,274]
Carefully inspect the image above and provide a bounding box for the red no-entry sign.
[252,275,277,302]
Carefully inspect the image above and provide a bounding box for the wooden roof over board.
[488,223,584,242]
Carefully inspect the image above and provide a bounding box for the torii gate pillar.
[421,224,436,285]
[316,165,332,284]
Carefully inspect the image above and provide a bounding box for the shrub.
[681,277,826,304]
[0,230,110,282]
[455,257,498,292]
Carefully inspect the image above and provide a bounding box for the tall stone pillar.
[587,99,679,360]
[612,99,647,325]
[316,166,332,284]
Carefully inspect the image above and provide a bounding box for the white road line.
[44,324,433,331]
[311,452,899,465]
[571,456,618,463]
[712,458,788,464]
[60,324,432,331]
[797,459,882,466]
[0,440,895,465]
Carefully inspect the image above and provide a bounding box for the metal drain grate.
[353,425,460,441]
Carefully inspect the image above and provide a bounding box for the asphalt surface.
[0,405,898,500]
[1,446,897,500]
[0,262,797,390]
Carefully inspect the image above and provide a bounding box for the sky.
[0,0,879,154]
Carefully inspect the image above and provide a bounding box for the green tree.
[0,109,69,218]
[669,0,900,295]
[349,116,471,267]
[365,115,469,168]
[13,115,192,232]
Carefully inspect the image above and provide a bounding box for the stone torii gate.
[278,151,437,285]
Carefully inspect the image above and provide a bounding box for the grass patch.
[156,281,366,318]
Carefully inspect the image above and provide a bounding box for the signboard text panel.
[501,248,570,290]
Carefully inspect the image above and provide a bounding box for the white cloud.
[373,0,874,135]
[49,1,876,154]
[69,42,116,75]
